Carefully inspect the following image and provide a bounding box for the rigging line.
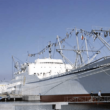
[87,41,95,62]
[98,40,110,51]
[83,53,95,64]
[81,33,91,50]
[81,32,91,49]
[97,39,106,57]
[87,40,94,55]
[80,40,84,48]
[81,37,90,63]
[12,58,13,79]
[98,40,110,57]
[80,37,89,63]
[13,56,24,63]
[53,38,57,58]
[87,38,110,57]
[79,39,85,61]
[81,52,88,63]
[59,36,74,48]
[97,39,108,55]
[26,54,29,63]
[87,36,94,46]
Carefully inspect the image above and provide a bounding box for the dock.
[1,94,110,103]
[0,94,110,110]
[0,102,68,110]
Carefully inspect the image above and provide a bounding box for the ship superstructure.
[28,58,72,79]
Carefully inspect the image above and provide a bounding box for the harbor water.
[0,101,110,110]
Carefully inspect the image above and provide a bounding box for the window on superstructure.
[39,62,63,64]
[44,62,62,64]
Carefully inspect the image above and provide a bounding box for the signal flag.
[81,35,84,40]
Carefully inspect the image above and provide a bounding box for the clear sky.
[0,0,110,81]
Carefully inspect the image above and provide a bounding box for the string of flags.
[28,29,75,57]
[28,28,110,57]
[28,54,36,57]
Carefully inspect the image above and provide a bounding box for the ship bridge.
[35,58,64,64]
[28,58,72,79]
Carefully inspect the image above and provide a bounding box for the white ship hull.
[17,57,110,96]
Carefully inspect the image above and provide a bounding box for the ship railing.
[64,96,110,103]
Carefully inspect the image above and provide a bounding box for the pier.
[0,94,110,110]
[0,102,68,110]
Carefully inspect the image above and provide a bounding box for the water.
[0,101,110,110]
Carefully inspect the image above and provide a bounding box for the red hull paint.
[41,93,110,104]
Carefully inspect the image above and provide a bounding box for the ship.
[4,27,110,101]
[0,81,8,94]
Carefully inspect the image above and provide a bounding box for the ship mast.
[56,35,74,68]
[84,37,89,63]
[75,28,84,68]
[57,35,65,63]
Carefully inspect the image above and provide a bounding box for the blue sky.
[0,0,110,81]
